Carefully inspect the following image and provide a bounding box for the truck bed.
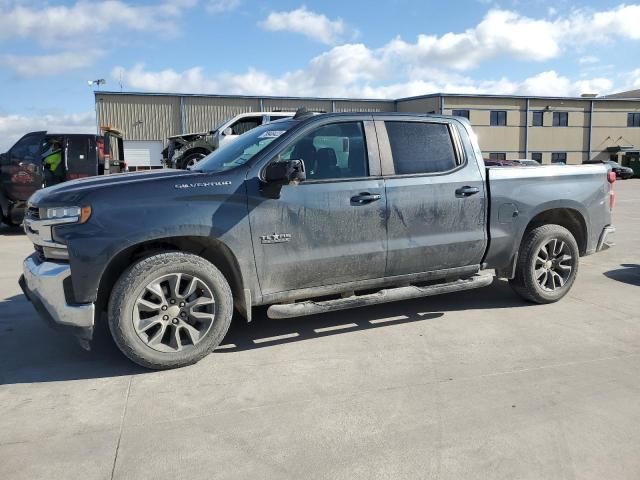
[484,163,611,272]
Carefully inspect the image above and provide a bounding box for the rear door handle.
[351,192,382,204]
[455,186,480,198]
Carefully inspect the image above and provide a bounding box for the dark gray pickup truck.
[19,111,616,369]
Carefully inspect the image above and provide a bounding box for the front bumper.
[596,225,616,252]
[19,254,95,347]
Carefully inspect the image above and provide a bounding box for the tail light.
[608,170,616,210]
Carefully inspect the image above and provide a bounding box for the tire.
[108,252,233,369]
[177,152,206,170]
[509,224,579,304]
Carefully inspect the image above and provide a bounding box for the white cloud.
[206,0,240,14]
[112,4,638,99]
[259,7,353,45]
[516,71,612,97]
[579,55,599,65]
[3,50,104,77]
[0,0,196,46]
[0,111,95,152]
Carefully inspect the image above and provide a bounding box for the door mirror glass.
[261,159,306,198]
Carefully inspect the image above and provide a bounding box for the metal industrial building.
[95,91,640,169]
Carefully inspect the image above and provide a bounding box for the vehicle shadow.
[218,279,528,353]
[1,279,529,384]
[0,294,147,385]
[0,224,24,235]
[603,264,640,286]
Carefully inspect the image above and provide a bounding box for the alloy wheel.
[534,238,574,291]
[133,273,216,353]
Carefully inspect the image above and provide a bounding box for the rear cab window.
[384,121,460,175]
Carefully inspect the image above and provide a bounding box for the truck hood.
[29,169,198,205]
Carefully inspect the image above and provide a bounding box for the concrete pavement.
[1,180,639,479]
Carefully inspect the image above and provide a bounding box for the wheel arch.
[497,207,588,279]
[96,235,248,320]
[523,207,588,255]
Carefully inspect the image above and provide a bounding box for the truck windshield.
[193,121,295,173]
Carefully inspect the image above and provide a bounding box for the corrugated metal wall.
[96,94,180,142]
[96,93,392,145]
[334,100,394,112]
[262,98,333,113]
[183,97,261,133]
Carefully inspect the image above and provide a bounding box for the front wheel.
[509,224,579,304]
[177,152,206,170]
[108,252,233,369]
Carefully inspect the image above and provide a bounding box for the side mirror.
[261,159,306,198]
[222,127,233,136]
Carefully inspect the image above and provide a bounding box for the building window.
[489,152,506,161]
[551,152,567,164]
[628,113,640,127]
[452,109,470,120]
[532,111,544,127]
[385,121,458,175]
[553,112,568,127]
[490,110,507,126]
[531,152,543,163]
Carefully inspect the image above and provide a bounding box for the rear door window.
[230,116,262,135]
[385,121,458,175]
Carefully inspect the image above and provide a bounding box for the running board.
[267,273,494,319]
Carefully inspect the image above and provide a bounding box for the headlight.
[44,205,92,224]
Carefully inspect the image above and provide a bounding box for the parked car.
[0,128,125,226]
[483,158,524,167]
[517,159,541,166]
[583,159,634,179]
[20,111,615,369]
[605,161,634,179]
[163,111,296,169]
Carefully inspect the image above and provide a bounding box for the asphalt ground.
[1,179,639,480]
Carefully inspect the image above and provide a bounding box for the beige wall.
[396,97,440,113]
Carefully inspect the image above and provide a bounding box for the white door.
[123,140,163,168]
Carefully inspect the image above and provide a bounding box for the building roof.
[94,91,394,103]
[94,90,640,103]
[603,89,640,99]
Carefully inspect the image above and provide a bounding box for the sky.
[1,0,640,151]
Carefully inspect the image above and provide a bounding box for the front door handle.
[351,192,382,204]
[455,186,480,198]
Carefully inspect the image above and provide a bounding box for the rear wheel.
[108,252,233,369]
[509,224,579,304]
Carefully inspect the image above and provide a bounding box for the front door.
[0,131,46,202]
[248,120,387,296]
[378,118,487,276]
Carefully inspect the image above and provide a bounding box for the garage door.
[123,140,163,167]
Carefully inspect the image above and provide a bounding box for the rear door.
[378,117,487,276]
[65,135,96,180]
[247,118,387,295]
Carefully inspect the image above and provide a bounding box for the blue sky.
[1,0,639,150]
